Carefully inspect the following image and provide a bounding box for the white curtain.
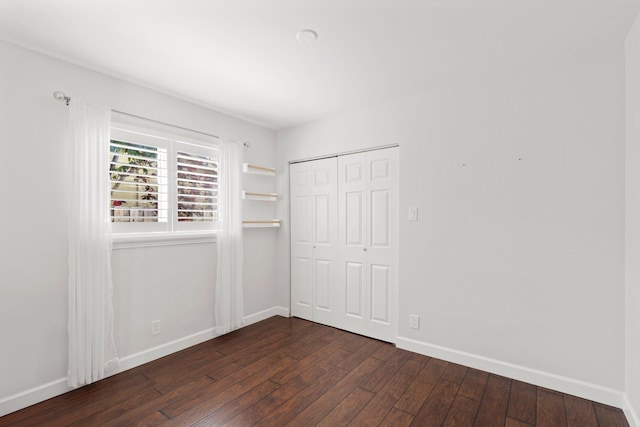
[215,140,244,334]
[66,101,119,387]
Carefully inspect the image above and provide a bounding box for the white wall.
[277,46,626,405]
[0,41,279,414]
[626,13,640,427]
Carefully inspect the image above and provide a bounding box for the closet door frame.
[289,145,398,342]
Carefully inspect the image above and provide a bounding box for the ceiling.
[0,0,638,130]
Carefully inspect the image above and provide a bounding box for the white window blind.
[177,150,218,222]
[109,125,218,234]
[109,140,168,223]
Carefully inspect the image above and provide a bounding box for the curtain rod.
[52,91,251,148]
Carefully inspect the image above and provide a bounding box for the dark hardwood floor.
[0,316,629,426]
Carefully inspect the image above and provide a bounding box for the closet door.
[338,147,398,342]
[290,158,339,326]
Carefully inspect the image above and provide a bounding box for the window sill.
[112,231,216,249]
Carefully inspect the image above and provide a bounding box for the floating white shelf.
[242,190,278,201]
[243,220,281,228]
[242,163,276,176]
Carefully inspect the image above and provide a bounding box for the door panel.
[370,264,390,324]
[315,259,331,311]
[345,262,364,318]
[345,192,364,246]
[370,189,390,248]
[293,195,311,244]
[293,257,312,307]
[370,158,390,180]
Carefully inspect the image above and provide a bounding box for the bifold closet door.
[289,158,339,327]
[338,148,398,342]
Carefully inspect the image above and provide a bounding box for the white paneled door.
[338,148,398,342]
[290,157,339,328]
[290,147,398,343]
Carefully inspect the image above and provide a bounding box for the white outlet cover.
[151,320,161,335]
[410,314,420,329]
[408,207,418,221]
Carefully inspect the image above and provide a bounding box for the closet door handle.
[363,248,367,252]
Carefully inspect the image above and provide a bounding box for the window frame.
[109,120,219,245]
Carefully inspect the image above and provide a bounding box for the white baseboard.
[0,378,70,418]
[0,308,290,417]
[243,306,290,325]
[396,336,624,408]
[624,393,640,427]
[116,327,220,373]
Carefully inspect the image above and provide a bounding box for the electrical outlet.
[151,320,161,336]
[410,314,420,330]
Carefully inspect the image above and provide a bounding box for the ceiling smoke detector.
[296,29,318,45]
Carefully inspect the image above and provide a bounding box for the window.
[109,124,218,236]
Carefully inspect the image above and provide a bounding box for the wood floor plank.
[225,344,354,425]
[506,417,535,427]
[473,374,512,427]
[223,365,331,426]
[442,395,481,427]
[99,376,215,426]
[380,408,414,427]
[40,373,155,426]
[537,388,568,427]
[279,327,343,360]
[411,378,459,426]
[151,330,289,393]
[341,332,375,353]
[360,348,412,393]
[161,354,297,422]
[0,409,57,427]
[317,386,375,426]
[593,403,631,427]
[399,353,431,377]
[189,380,280,426]
[337,339,387,371]
[269,334,354,385]
[133,411,169,426]
[212,315,292,355]
[372,342,399,361]
[206,332,299,381]
[394,357,448,415]
[458,368,489,401]
[441,362,469,385]
[68,388,162,426]
[287,320,337,346]
[140,349,225,395]
[564,394,598,427]
[349,371,414,427]
[284,357,383,426]
[258,366,349,426]
[507,380,537,425]
[0,317,631,427]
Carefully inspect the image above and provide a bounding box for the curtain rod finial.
[53,91,70,105]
